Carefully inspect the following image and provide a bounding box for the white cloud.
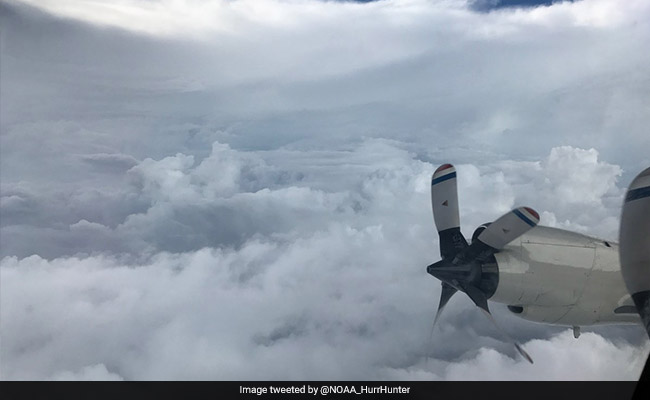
[544,146,621,205]
[3,235,648,380]
[386,331,649,380]
[50,364,124,381]
[2,143,647,380]
[14,0,650,39]
[2,0,649,381]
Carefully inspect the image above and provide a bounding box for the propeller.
[619,167,650,384]
[619,167,650,337]
[426,163,539,364]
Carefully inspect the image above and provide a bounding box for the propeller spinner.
[426,164,538,364]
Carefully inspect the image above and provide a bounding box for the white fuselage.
[490,226,639,326]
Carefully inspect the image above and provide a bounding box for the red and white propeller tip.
[431,164,460,233]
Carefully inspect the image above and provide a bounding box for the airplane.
[425,163,650,364]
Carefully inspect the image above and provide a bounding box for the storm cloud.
[1,0,649,380]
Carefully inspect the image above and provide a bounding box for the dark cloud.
[80,154,139,172]
[470,0,572,13]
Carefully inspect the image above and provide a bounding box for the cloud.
[13,0,646,39]
[471,146,624,239]
[2,232,648,380]
[387,331,649,380]
[2,133,624,258]
[80,153,139,172]
[49,364,124,381]
[2,0,650,381]
[2,142,648,380]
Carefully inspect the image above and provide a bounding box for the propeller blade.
[463,284,534,364]
[432,282,458,329]
[620,167,650,337]
[477,206,540,250]
[426,282,458,364]
[427,260,473,274]
[480,309,534,364]
[431,164,468,259]
[450,207,539,267]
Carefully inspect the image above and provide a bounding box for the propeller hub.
[426,255,498,299]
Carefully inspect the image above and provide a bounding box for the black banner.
[2,381,649,400]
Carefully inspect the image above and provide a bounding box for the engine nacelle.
[490,226,637,326]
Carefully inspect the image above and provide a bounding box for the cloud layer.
[2,139,647,380]
[3,218,648,380]
[2,0,650,380]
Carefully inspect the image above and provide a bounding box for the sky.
[1,0,650,380]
